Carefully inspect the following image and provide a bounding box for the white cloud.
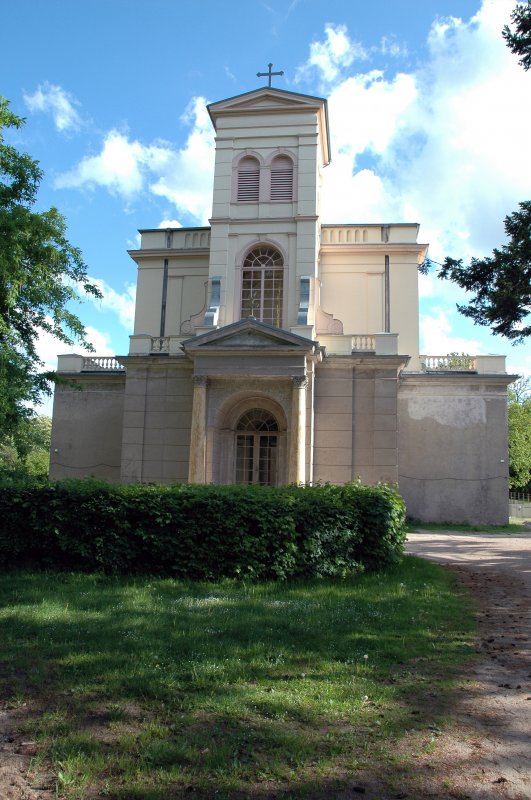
[158,219,182,228]
[296,23,368,87]
[55,130,169,198]
[303,1,530,263]
[55,97,215,224]
[148,97,215,224]
[379,36,408,58]
[420,308,485,356]
[88,279,136,331]
[321,71,417,221]
[23,82,82,132]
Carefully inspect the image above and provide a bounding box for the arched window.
[237,156,260,201]
[241,246,284,326]
[235,409,278,485]
[270,155,293,201]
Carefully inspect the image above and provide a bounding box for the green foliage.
[0,414,51,475]
[0,96,101,435]
[508,378,531,489]
[503,2,531,71]
[0,561,474,799]
[0,479,406,578]
[437,202,531,342]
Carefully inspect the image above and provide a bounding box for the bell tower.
[204,86,330,335]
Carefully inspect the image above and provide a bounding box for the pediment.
[208,88,326,120]
[181,318,316,354]
[207,87,331,167]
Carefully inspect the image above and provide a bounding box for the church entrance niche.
[235,408,279,485]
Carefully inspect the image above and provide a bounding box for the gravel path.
[406,531,531,800]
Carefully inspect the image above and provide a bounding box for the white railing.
[82,356,125,371]
[421,355,477,371]
[150,336,170,354]
[352,335,375,351]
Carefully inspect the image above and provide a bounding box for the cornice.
[128,248,210,260]
[321,243,428,256]
[400,372,517,386]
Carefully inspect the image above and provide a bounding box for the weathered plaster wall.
[49,376,125,482]
[120,359,193,484]
[313,362,353,484]
[352,365,400,485]
[398,375,510,524]
[313,358,403,485]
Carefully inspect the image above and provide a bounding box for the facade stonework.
[50,87,515,524]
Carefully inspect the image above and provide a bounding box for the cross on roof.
[256,62,284,88]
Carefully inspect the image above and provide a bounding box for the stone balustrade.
[420,354,507,374]
[56,355,125,372]
[421,354,477,371]
[150,337,170,354]
[352,334,375,351]
[82,356,125,371]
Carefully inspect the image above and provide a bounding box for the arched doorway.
[235,408,279,485]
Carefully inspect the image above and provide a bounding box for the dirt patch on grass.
[0,705,54,799]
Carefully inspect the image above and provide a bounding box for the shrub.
[0,478,406,578]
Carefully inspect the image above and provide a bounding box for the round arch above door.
[235,408,279,485]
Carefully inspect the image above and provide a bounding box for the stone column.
[188,375,208,484]
[288,376,308,484]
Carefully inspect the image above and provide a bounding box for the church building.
[50,82,514,524]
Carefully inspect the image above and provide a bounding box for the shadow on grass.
[0,559,476,798]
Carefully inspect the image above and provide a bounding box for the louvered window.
[237,157,260,201]
[270,156,293,200]
[241,246,284,327]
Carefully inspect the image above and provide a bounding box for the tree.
[507,377,531,490]
[503,1,531,71]
[0,97,101,439]
[435,203,531,343]
[0,415,51,476]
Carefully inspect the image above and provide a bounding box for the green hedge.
[0,476,406,579]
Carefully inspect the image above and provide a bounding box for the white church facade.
[50,86,514,523]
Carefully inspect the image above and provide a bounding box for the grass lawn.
[407,519,528,534]
[0,557,475,799]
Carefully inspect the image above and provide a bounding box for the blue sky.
[2,0,530,413]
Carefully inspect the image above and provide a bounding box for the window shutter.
[270,156,293,200]
[237,157,260,201]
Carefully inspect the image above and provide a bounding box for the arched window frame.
[238,243,286,327]
[235,408,280,485]
[269,153,295,201]
[231,150,297,204]
[232,151,264,203]
[213,394,288,487]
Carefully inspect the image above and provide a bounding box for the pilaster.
[188,375,208,483]
[289,375,308,484]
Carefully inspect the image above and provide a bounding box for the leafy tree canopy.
[431,202,531,343]
[503,1,531,71]
[508,377,531,490]
[0,414,51,476]
[0,96,101,437]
